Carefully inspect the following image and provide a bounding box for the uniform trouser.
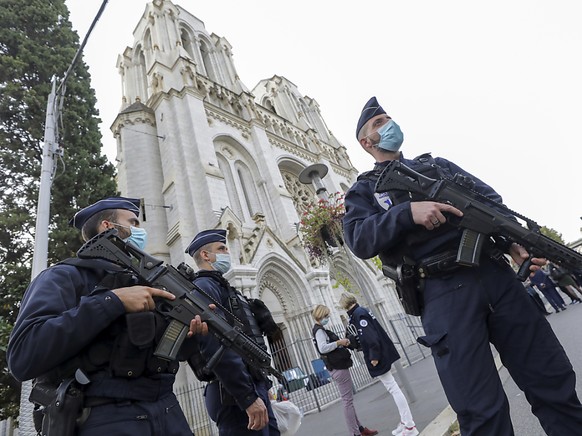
[418,258,582,436]
[330,368,362,435]
[204,379,280,436]
[79,391,193,436]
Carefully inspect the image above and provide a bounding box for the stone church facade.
[111,0,415,390]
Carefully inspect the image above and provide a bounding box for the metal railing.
[174,314,427,432]
[0,315,426,436]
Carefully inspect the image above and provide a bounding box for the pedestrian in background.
[530,268,568,312]
[523,281,552,315]
[339,293,418,436]
[549,263,582,304]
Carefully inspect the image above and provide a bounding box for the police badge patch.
[359,319,368,327]
[374,192,392,211]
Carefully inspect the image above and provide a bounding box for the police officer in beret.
[8,197,207,436]
[185,229,279,436]
[343,97,582,435]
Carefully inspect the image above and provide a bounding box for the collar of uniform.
[373,153,406,172]
[346,303,360,317]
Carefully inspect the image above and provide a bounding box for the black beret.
[356,96,387,139]
[186,229,227,256]
[69,197,140,229]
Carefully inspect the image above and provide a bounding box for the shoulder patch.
[359,319,368,328]
[374,192,392,210]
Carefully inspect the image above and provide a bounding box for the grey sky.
[66,0,582,242]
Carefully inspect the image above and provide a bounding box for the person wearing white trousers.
[339,292,418,436]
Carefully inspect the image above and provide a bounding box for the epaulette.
[413,152,434,163]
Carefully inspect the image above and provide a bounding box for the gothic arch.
[132,44,148,103]
[235,161,261,218]
[277,158,316,215]
[198,36,216,81]
[216,154,244,219]
[214,135,266,223]
[213,135,262,172]
[262,98,277,115]
[328,251,380,302]
[179,26,196,61]
[143,28,153,52]
[256,253,311,314]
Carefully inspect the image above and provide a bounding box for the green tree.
[540,226,564,244]
[0,0,117,419]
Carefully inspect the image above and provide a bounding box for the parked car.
[282,367,309,393]
[281,366,331,393]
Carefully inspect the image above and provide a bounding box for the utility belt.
[417,243,508,279]
[416,250,461,279]
[83,372,175,402]
[30,371,176,435]
[382,243,508,316]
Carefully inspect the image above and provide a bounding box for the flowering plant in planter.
[299,192,345,261]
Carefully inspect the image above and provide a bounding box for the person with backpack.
[7,197,207,435]
[338,293,417,436]
[311,304,378,436]
[185,229,280,436]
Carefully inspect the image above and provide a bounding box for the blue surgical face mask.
[113,223,148,250]
[376,119,404,152]
[321,317,330,326]
[211,253,232,274]
[126,226,148,250]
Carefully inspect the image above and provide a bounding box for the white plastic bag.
[271,400,303,436]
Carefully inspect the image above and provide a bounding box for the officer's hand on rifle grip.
[510,243,546,281]
[187,305,215,337]
[112,286,175,313]
[410,201,463,230]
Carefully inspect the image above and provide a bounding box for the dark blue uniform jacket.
[7,261,193,399]
[343,154,503,261]
[8,263,126,382]
[347,304,399,377]
[194,274,259,411]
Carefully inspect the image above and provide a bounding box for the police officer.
[343,97,582,435]
[8,197,206,436]
[339,293,416,436]
[185,229,279,436]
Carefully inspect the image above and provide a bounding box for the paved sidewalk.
[297,355,452,436]
[296,301,582,436]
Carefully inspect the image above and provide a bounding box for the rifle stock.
[77,229,282,380]
[375,161,582,280]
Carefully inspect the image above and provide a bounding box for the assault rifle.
[77,229,282,380]
[375,161,582,281]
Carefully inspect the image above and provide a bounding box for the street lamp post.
[298,163,375,305]
[298,163,415,402]
[17,76,60,436]
[298,163,329,201]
